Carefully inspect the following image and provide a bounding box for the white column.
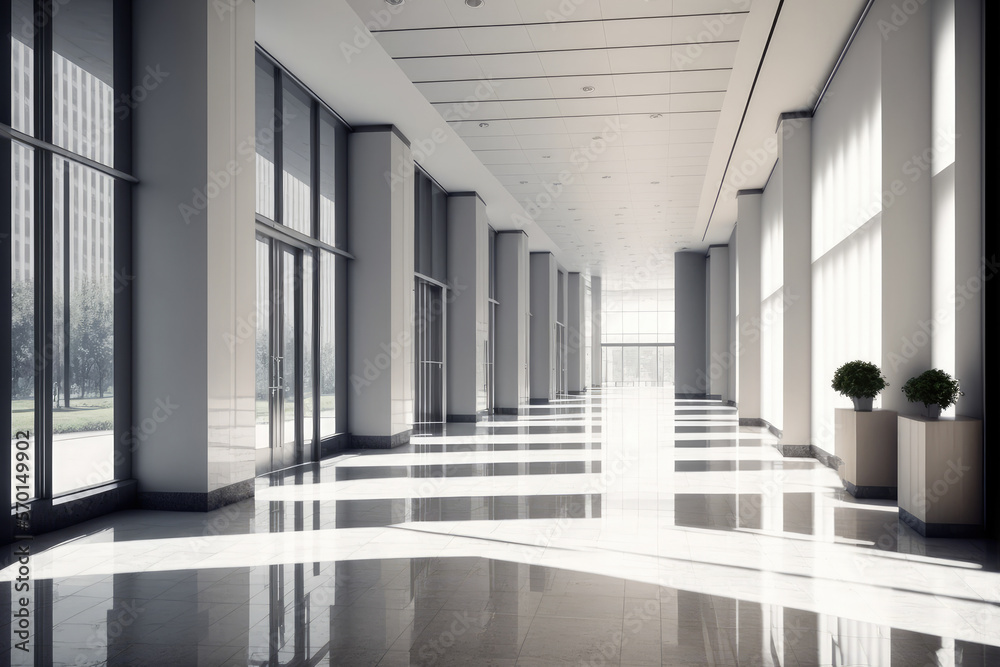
[674,252,707,397]
[931,0,983,419]
[591,275,603,387]
[779,116,813,447]
[736,190,762,420]
[529,252,556,403]
[707,246,730,402]
[347,127,415,446]
[728,228,738,404]
[879,0,933,415]
[495,231,529,412]
[132,0,256,508]
[568,273,586,393]
[446,193,489,421]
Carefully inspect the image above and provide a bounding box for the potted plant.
[832,360,888,412]
[901,368,962,419]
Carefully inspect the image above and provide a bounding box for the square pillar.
[495,231,530,413]
[529,252,557,403]
[347,127,414,447]
[132,0,256,509]
[674,252,707,398]
[736,190,763,420]
[591,276,603,387]
[778,116,813,447]
[707,246,730,402]
[879,0,933,415]
[446,193,489,422]
[567,273,586,393]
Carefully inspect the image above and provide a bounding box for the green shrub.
[901,369,962,409]
[831,360,888,399]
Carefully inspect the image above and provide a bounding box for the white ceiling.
[260,0,867,277]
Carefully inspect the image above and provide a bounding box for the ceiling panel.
[525,21,608,52]
[376,29,470,58]
[537,49,613,77]
[458,25,535,54]
[354,0,778,272]
[474,52,547,78]
[491,78,558,101]
[415,80,500,103]
[444,0,525,26]
[396,56,485,82]
[513,0,605,23]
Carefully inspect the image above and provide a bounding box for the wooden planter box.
[835,408,898,499]
[897,415,983,537]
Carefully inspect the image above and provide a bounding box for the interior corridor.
[3,388,998,665]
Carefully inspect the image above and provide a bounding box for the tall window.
[6,0,131,508]
[254,50,348,451]
[413,168,447,423]
[601,276,675,386]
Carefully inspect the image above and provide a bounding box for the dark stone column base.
[351,430,412,449]
[899,508,982,538]
[139,478,255,512]
[844,481,897,500]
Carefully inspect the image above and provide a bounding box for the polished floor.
[2,388,999,666]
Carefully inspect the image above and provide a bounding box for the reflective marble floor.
[3,388,999,665]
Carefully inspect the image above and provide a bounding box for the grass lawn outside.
[11,397,115,435]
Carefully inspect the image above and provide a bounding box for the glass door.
[414,278,445,424]
[257,236,302,474]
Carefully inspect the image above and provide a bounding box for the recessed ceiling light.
[465,0,485,7]
[582,86,595,93]
[479,122,489,128]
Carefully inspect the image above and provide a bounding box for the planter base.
[899,508,982,538]
[844,481,897,500]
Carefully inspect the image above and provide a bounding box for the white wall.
[760,165,783,431]
[810,11,883,453]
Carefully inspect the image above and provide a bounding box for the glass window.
[256,239,270,450]
[255,53,276,220]
[11,143,36,504]
[52,0,115,166]
[639,347,658,383]
[302,251,315,447]
[52,158,116,495]
[11,0,34,134]
[282,80,312,236]
[622,347,639,384]
[318,109,343,246]
[319,252,336,439]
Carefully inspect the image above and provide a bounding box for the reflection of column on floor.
[763,601,782,667]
